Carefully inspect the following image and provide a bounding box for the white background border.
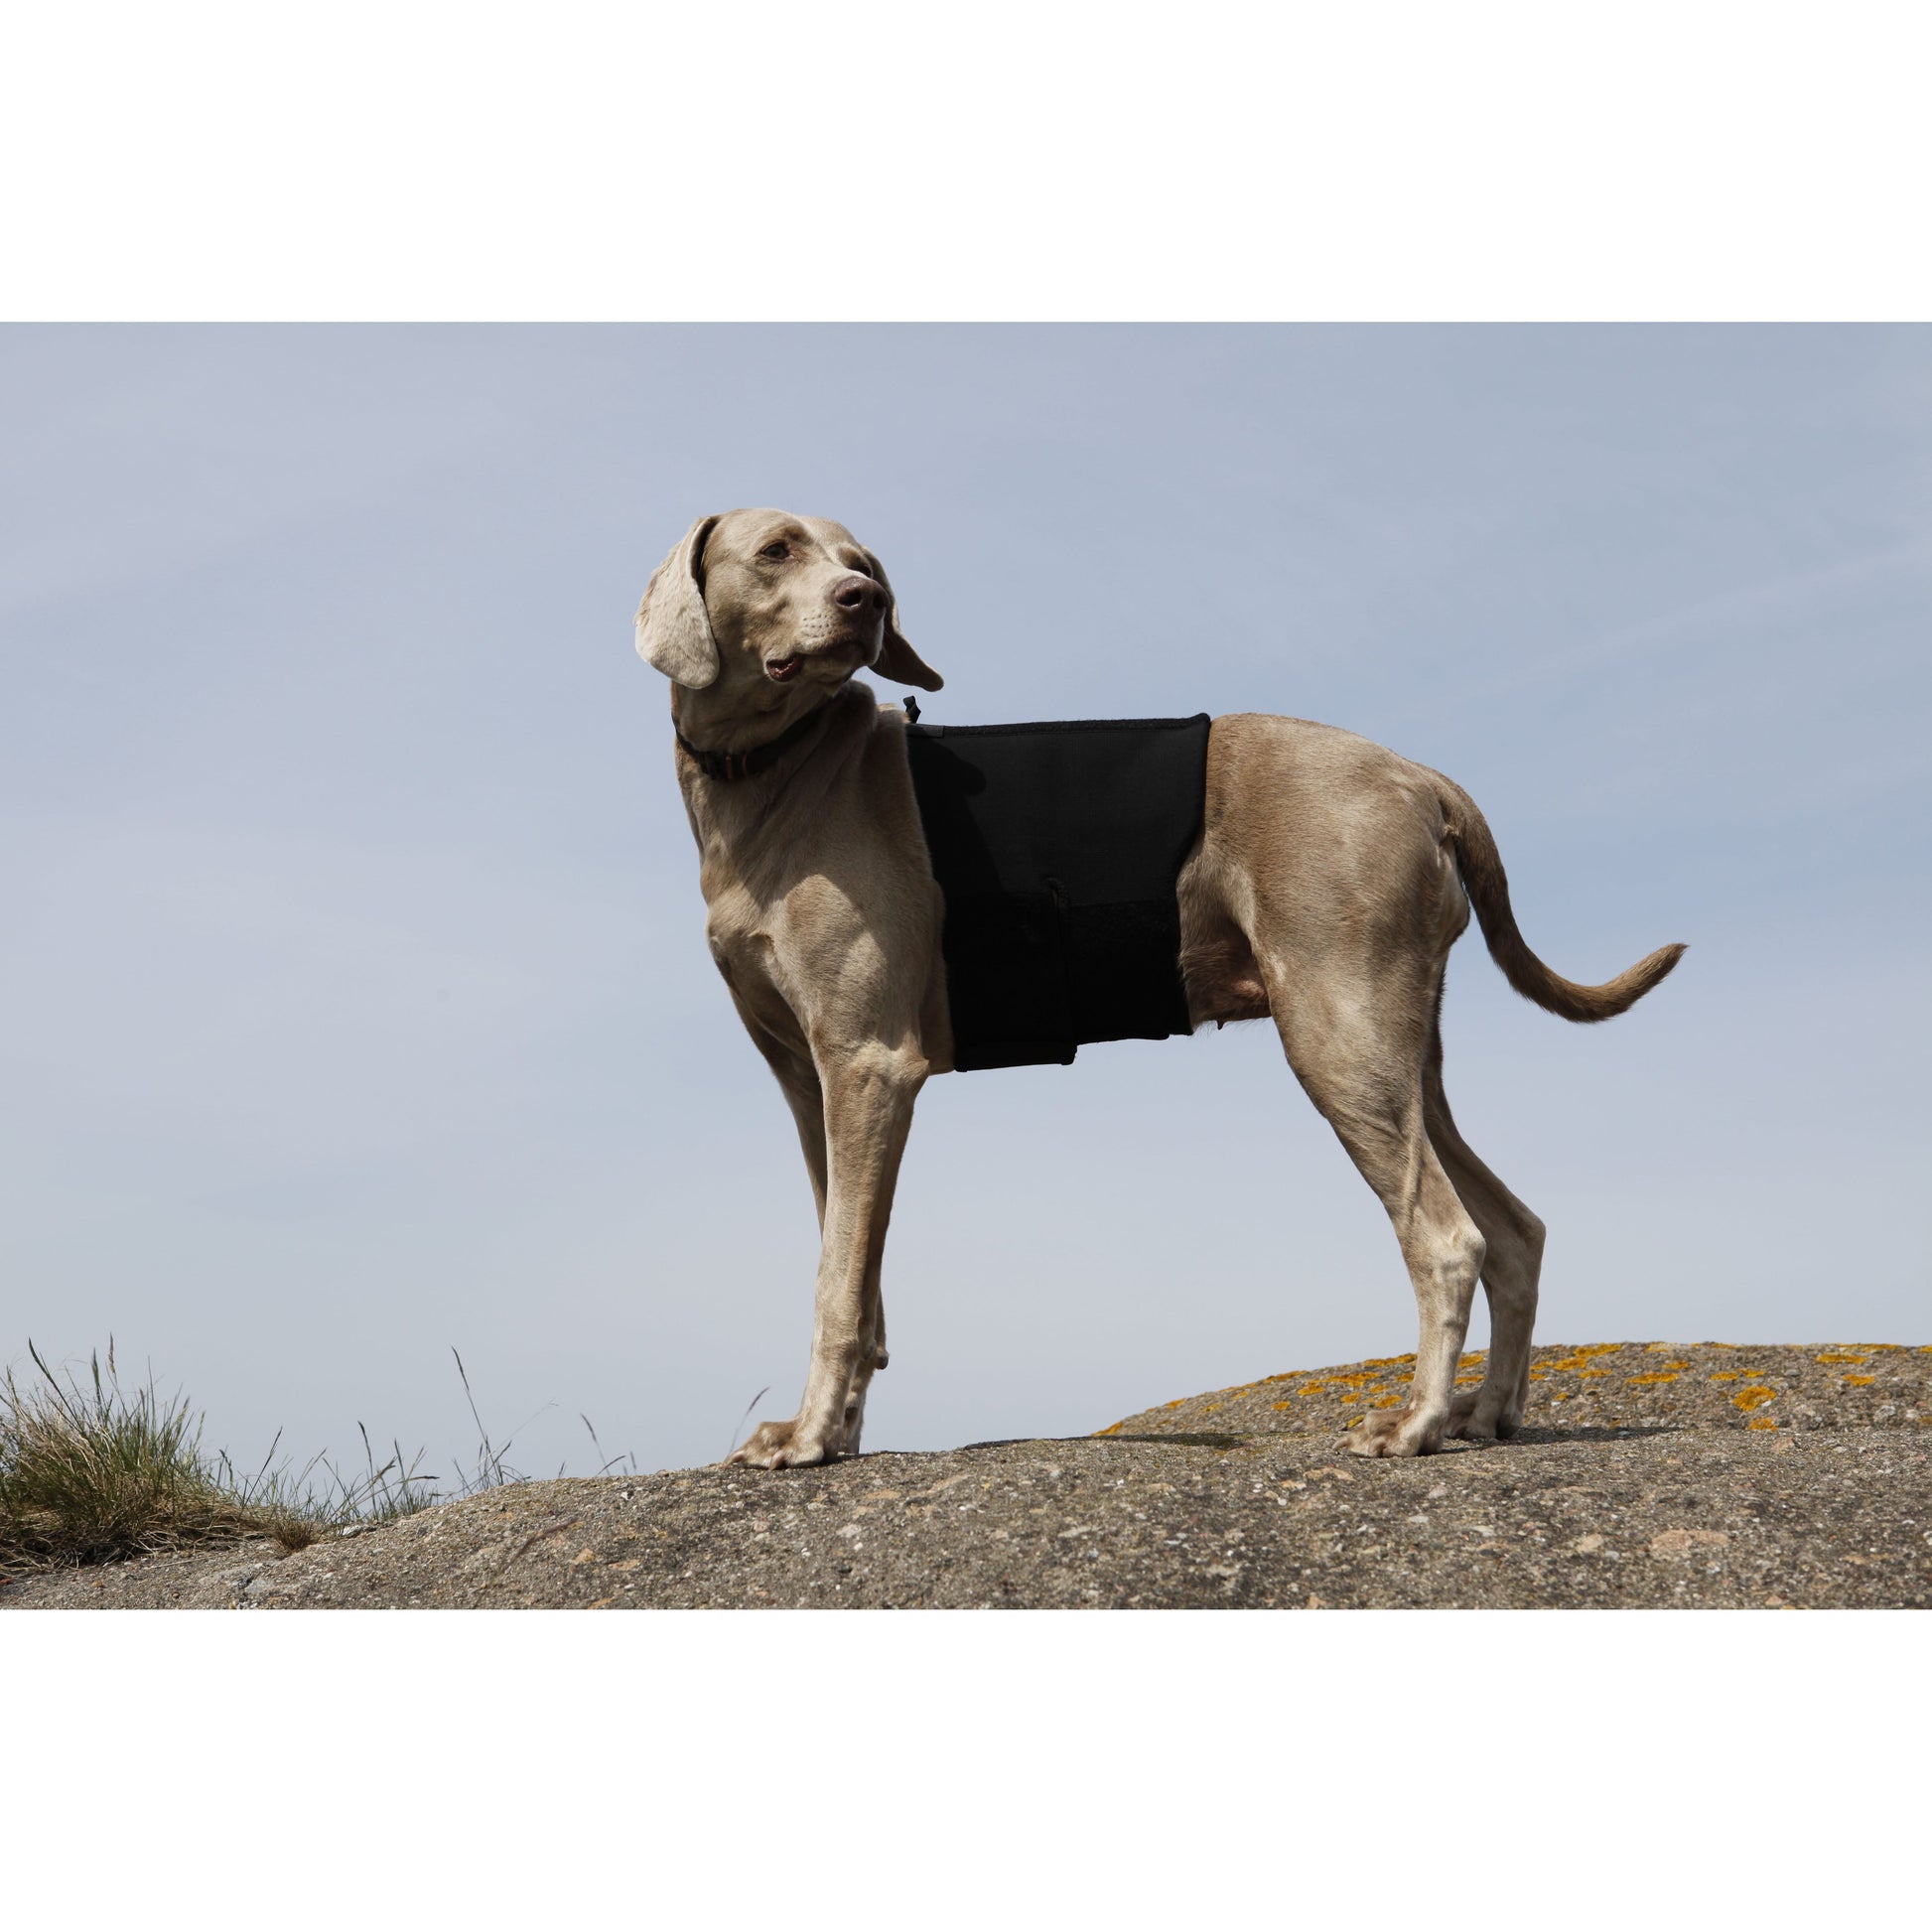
[5,1,1929,319]
[5,2,1926,1913]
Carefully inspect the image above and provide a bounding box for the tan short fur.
[637,509,1685,1465]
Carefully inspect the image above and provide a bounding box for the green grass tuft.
[0,1341,438,1574]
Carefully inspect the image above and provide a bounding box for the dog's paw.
[1444,1389,1497,1442]
[1444,1387,1520,1444]
[1345,1406,1447,1458]
[725,1416,837,1470]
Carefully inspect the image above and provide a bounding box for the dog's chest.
[700,864,857,1034]
[702,888,803,1039]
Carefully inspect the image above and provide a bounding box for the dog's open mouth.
[767,639,866,683]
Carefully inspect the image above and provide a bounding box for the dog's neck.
[671,671,845,754]
[675,685,887,905]
[673,703,832,782]
[671,679,873,794]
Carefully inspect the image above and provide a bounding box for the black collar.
[674,701,833,782]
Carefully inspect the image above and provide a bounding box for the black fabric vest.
[904,715,1211,1071]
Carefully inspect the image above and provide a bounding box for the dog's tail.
[1436,773,1686,1024]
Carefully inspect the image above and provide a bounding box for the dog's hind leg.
[1260,952,1486,1457]
[1421,1006,1546,1439]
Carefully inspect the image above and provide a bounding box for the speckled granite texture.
[7,1344,1927,1609]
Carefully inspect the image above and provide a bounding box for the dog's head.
[635,509,943,697]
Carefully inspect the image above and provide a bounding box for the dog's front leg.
[728,1040,924,1468]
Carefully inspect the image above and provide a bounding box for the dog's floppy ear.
[635,513,723,688]
[862,546,944,692]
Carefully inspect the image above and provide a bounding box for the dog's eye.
[846,558,873,578]
[759,541,789,561]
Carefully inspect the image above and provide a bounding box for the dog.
[636,508,1685,1466]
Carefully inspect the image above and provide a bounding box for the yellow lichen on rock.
[1732,1387,1777,1412]
[1546,1346,1623,1372]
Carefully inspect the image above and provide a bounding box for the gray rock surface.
[1111,1338,1931,1440]
[7,1343,1929,1609]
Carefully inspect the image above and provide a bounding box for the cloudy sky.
[3,325,1926,1485]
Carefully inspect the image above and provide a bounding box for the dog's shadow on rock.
[950,1423,1684,1460]
[1087,1432,1254,1450]
[1505,1424,1681,1445]
[958,1432,1261,1451]
[1096,1423,1684,1453]
[954,1433,1252,1452]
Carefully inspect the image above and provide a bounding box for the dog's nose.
[833,575,882,613]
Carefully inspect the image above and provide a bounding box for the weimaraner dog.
[637,508,1684,1467]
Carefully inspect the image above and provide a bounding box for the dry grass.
[0,1341,436,1573]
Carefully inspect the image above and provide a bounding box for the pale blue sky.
[3,326,1927,1483]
